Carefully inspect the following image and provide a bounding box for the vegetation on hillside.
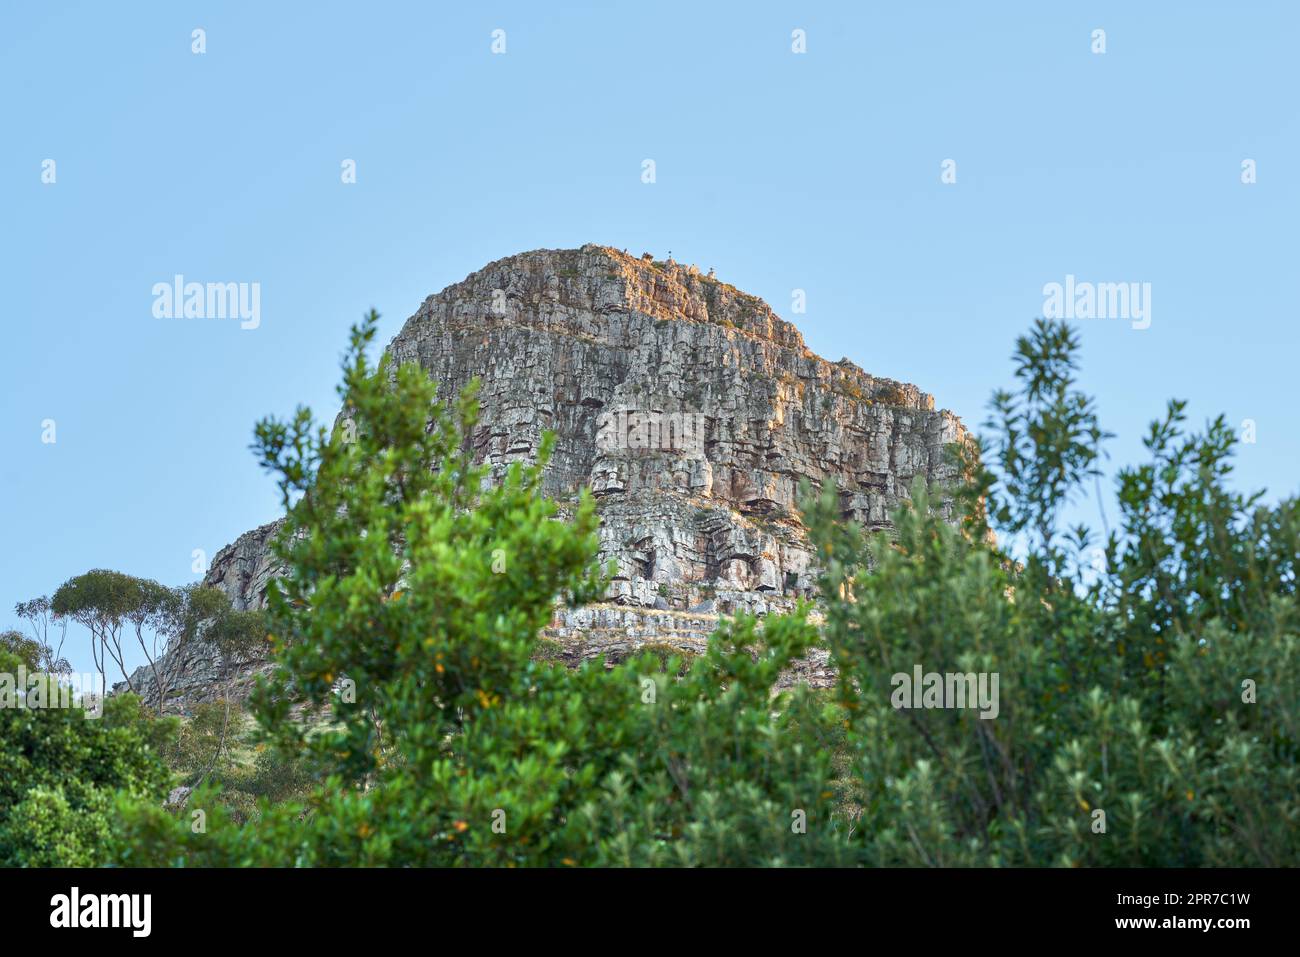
[2,313,1295,866]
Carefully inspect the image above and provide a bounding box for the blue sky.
[3,1,1296,677]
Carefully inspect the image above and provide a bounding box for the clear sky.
[3,1,1296,677]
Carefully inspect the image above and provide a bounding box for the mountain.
[122,244,973,709]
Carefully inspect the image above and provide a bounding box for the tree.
[801,319,1299,866]
[50,573,228,714]
[0,629,42,671]
[111,315,1299,867]
[51,569,139,693]
[0,647,171,866]
[169,586,270,778]
[124,578,174,715]
[114,312,846,866]
[14,596,71,675]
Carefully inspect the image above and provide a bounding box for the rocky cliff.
[123,245,971,709]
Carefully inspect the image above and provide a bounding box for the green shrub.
[0,653,171,866]
[113,311,844,866]
[107,315,1298,867]
[801,320,1299,866]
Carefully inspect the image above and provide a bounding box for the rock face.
[121,245,971,710]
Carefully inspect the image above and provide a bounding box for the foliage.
[48,573,257,714]
[0,631,42,672]
[0,648,172,866]
[32,312,1297,867]
[13,596,71,675]
[804,319,1298,865]
[112,312,846,866]
[146,700,315,825]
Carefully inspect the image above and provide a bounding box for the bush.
[801,320,1299,865]
[112,313,846,865]
[0,650,171,866]
[108,315,1298,867]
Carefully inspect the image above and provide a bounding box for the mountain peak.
[122,245,971,710]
